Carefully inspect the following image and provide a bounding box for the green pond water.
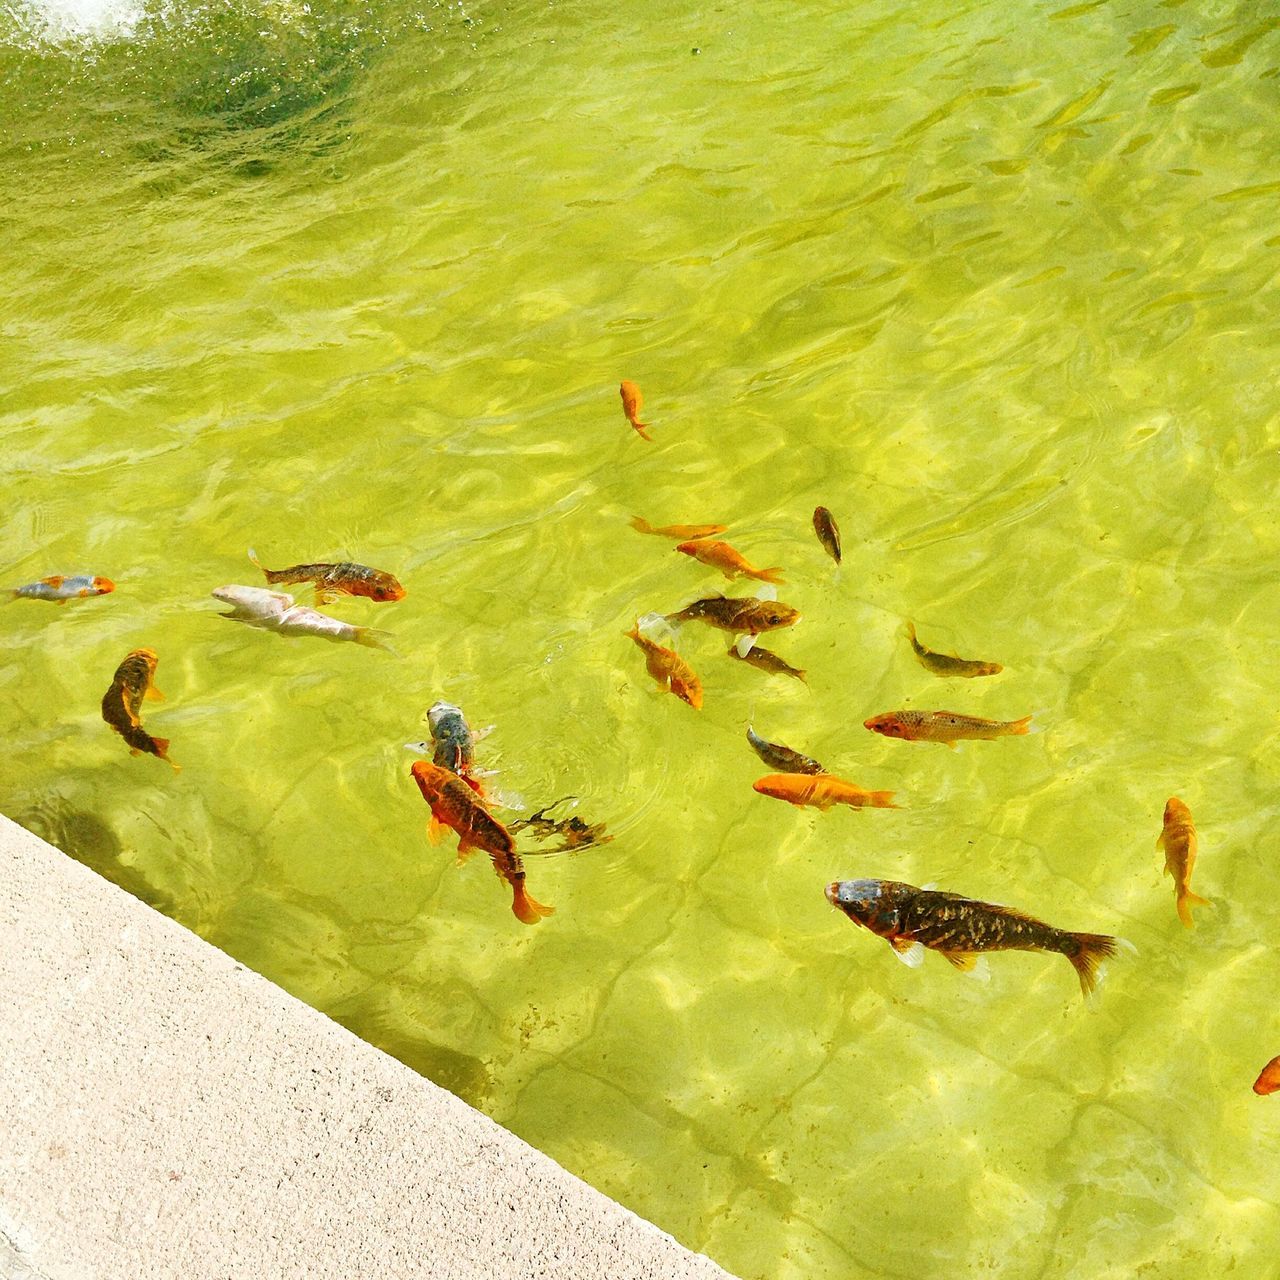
[3,1,1279,1275]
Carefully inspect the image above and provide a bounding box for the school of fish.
[6,377,1270,1102]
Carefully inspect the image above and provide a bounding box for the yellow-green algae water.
[3,1,1279,1275]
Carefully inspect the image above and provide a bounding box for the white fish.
[211,584,393,652]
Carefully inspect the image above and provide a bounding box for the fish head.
[1163,796,1190,825]
[91,577,116,594]
[368,575,406,602]
[673,542,699,558]
[212,584,293,615]
[427,701,466,734]
[825,879,901,935]
[754,602,800,631]
[410,759,447,799]
[864,713,905,738]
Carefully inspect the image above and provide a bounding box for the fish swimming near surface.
[728,644,806,682]
[755,773,897,811]
[745,725,824,774]
[864,708,1031,747]
[630,516,727,540]
[247,549,404,604]
[410,761,554,925]
[626,624,703,708]
[813,507,841,565]
[666,594,800,639]
[1157,797,1210,928]
[9,574,114,604]
[213,585,393,651]
[825,878,1118,998]
[675,539,784,585]
[1254,1056,1280,1096]
[426,700,482,787]
[906,622,1003,679]
[619,380,652,441]
[101,648,178,770]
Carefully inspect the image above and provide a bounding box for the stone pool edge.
[0,813,736,1280]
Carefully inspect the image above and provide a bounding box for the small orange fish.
[864,709,1031,747]
[410,761,553,925]
[753,772,897,811]
[1254,1056,1280,1096]
[101,648,179,770]
[626,624,703,708]
[1157,797,1210,928]
[675,539,783,585]
[619,380,652,441]
[630,516,727,540]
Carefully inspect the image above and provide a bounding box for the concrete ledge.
[0,814,735,1280]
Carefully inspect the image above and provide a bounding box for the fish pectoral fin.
[1155,831,1166,850]
[888,938,925,968]
[427,818,445,846]
[734,634,757,658]
[145,686,165,701]
[941,951,979,971]
[456,837,482,867]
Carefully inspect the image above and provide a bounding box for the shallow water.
[3,1,1279,1275]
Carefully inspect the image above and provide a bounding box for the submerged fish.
[675,539,783,585]
[1254,1056,1280,1096]
[247,549,404,604]
[1158,797,1210,928]
[630,516,727,540]
[864,708,1031,747]
[101,648,178,770]
[666,594,800,637]
[754,773,896,811]
[728,645,806,682]
[212,585,393,651]
[906,622,1002,679]
[410,761,553,925]
[626,624,703,708]
[745,725,824,774]
[812,507,841,565]
[826,878,1118,998]
[9,574,114,603]
[619,380,652,441]
[427,699,478,776]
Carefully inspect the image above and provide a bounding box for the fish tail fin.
[247,547,275,582]
[5,591,17,603]
[512,881,555,925]
[1066,932,1119,1000]
[905,621,917,642]
[1177,890,1211,929]
[356,627,396,654]
[629,516,652,533]
[755,567,786,585]
[634,423,653,442]
[871,790,898,809]
[1009,714,1034,736]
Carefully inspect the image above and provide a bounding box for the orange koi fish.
[1254,1056,1280,1096]
[410,761,553,925]
[826,878,1118,999]
[248,549,404,604]
[675,539,783,585]
[626,624,703,708]
[630,516,727,540]
[101,648,178,770]
[906,622,1002,679]
[864,709,1031,747]
[812,507,841,565]
[619,380,652,441]
[9,574,114,603]
[754,773,897,811]
[1157,797,1210,928]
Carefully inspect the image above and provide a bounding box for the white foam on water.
[16,0,144,40]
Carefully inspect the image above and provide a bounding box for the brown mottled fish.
[813,507,841,564]
[248,549,404,604]
[666,594,800,637]
[826,878,1118,999]
[728,645,806,682]
[907,622,1002,678]
[1157,797,1210,928]
[101,648,179,770]
[864,708,1031,747]
[746,726,823,774]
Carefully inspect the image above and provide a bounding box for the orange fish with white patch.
[1157,797,1210,928]
[410,761,553,925]
[675,539,783,585]
[619,380,652,441]
[753,773,897,811]
[626,623,703,708]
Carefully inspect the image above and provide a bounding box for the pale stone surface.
[0,814,735,1280]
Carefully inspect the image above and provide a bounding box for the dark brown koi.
[666,594,800,635]
[746,726,824,774]
[248,549,404,604]
[813,506,841,564]
[101,648,178,770]
[906,622,1002,679]
[728,645,806,682]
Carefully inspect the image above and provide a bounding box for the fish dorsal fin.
[889,938,925,968]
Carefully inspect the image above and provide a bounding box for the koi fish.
[8,574,114,603]
[1254,1056,1280,1096]
[906,622,1002,679]
[426,700,481,789]
[630,516,727,540]
[728,645,806,682]
[755,773,896,810]
[1158,797,1210,928]
[626,624,703,708]
[212,585,393,651]
[826,878,1118,999]
[101,648,178,770]
[619,380,652,441]
[410,761,553,925]
[247,549,404,604]
[745,725,824,774]
[812,507,841,565]
[666,594,800,638]
[675,539,783,585]
[864,708,1032,747]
